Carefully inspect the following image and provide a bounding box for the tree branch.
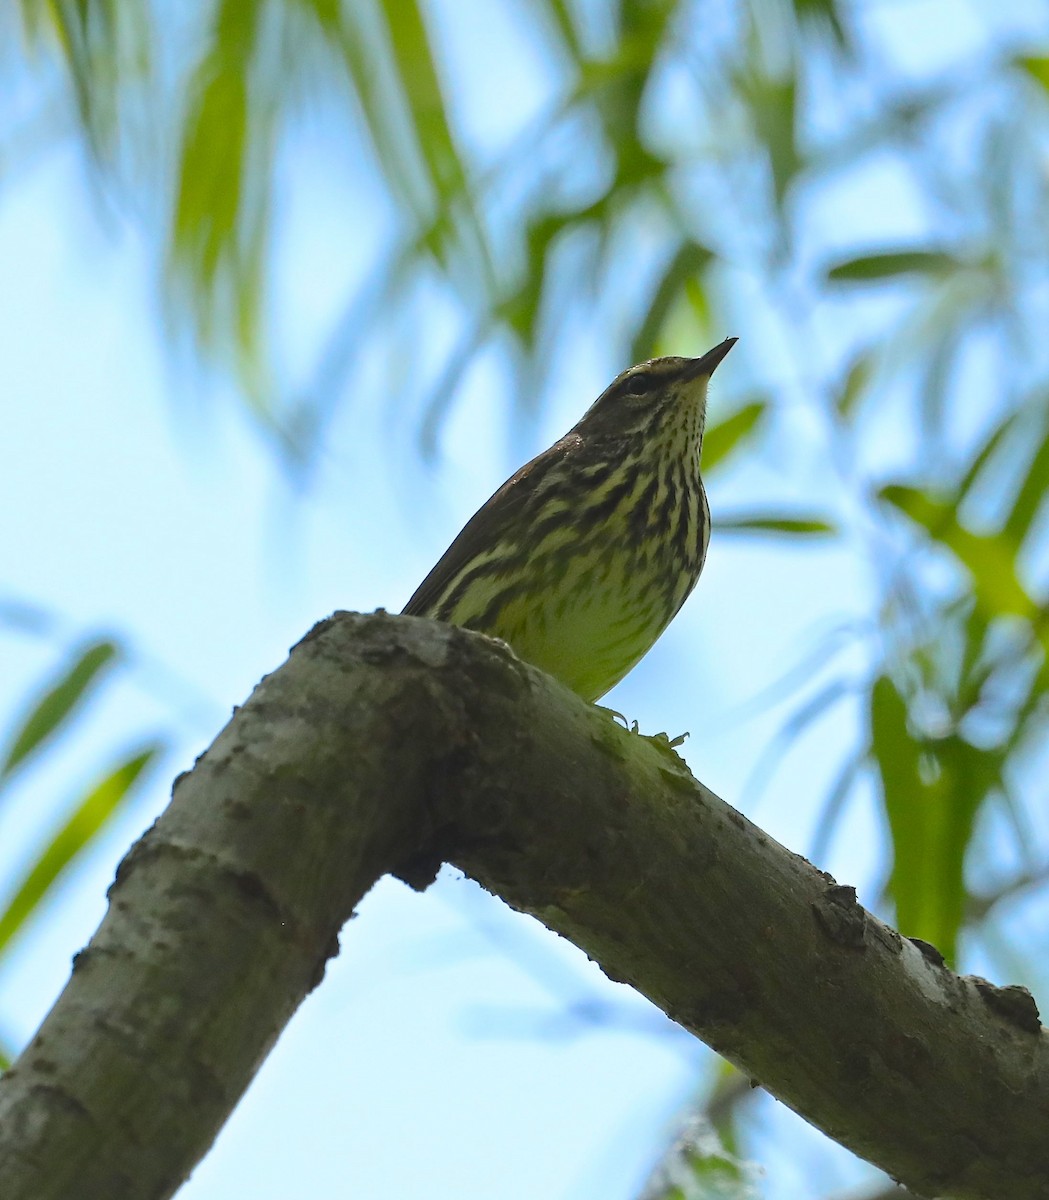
[0,612,1044,1200]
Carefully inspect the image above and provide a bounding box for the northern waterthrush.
[403,337,737,702]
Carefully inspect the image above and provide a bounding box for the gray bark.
[0,611,1044,1200]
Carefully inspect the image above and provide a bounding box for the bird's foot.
[595,707,689,751]
[647,729,690,750]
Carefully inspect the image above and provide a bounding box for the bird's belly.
[489,554,679,702]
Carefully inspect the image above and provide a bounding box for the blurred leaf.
[958,409,1021,499]
[640,1113,760,1200]
[0,744,161,960]
[168,0,266,384]
[631,242,714,363]
[28,0,152,159]
[826,250,958,283]
[745,68,801,210]
[316,0,428,220]
[0,598,55,637]
[1018,55,1049,93]
[499,190,615,349]
[379,0,490,278]
[0,640,119,783]
[809,752,864,864]
[870,677,992,963]
[916,316,960,434]
[1003,424,1049,545]
[833,352,874,421]
[742,678,852,810]
[792,0,851,49]
[532,0,584,62]
[702,401,767,473]
[880,485,1034,620]
[715,514,836,536]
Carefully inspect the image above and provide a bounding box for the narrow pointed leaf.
[1003,425,1049,544]
[826,250,957,283]
[714,515,836,536]
[171,4,255,288]
[870,677,996,964]
[630,241,713,364]
[834,352,874,420]
[0,744,162,960]
[0,641,119,782]
[880,485,1034,619]
[702,402,766,473]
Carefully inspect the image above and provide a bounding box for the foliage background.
[2,0,1049,1196]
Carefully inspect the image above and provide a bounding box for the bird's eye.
[622,371,652,397]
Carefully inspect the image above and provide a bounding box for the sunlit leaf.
[826,250,958,283]
[316,1,428,220]
[631,242,714,364]
[0,640,119,782]
[0,745,162,960]
[870,676,992,964]
[171,1,256,288]
[880,485,1034,619]
[702,402,767,473]
[167,0,270,393]
[379,0,490,277]
[714,515,836,536]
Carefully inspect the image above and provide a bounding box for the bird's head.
[576,337,737,452]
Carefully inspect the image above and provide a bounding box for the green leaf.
[870,677,993,964]
[880,485,1034,620]
[1018,55,1049,93]
[833,352,874,420]
[958,409,1020,499]
[378,0,492,283]
[0,640,120,782]
[826,250,958,283]
[714,514,836,536]
[748,71,800,209]
[642,1114,760,1200]
[318,1,428,220]
[630,242,714,364]
[171,3,256,289]
[1003,425,1049,545]
[0,744,162,960]
[792,0,851,49]
[167,0,270,391]
[702,402,766,473]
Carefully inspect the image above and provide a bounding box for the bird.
[403,337,737,703]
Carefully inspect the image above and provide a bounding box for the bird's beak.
[683,337,738,380]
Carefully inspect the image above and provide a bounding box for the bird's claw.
[595,707,688,751]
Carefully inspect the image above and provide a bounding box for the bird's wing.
[402,435,579,617]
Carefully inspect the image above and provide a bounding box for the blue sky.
[5,2,1043,1196]
[0,140,874,1199]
